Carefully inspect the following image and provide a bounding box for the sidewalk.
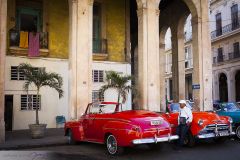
[0,128,68,150]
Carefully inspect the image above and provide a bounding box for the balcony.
[9,30,49,56]
[213,51,240,64]
[211,17,240,40]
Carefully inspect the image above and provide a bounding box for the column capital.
[69,0,78,4]
[136,0,160,10]
[159,43,165,49]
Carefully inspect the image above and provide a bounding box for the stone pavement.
[0,128,68,150]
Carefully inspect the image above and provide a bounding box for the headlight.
[229,117,233,124]
[198,119,204,126]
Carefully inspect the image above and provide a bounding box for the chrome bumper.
[132,134,179,145]
[197,132,235,139]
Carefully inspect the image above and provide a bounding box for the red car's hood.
[114,110,170,129]
[192,111,228,124]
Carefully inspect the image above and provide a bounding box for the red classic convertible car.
[64,102,178,155]
[160,103,235,146]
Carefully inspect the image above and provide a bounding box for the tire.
[67,129,76,145]
[184,132,195,147]
[106,134,124,155]
[236,126,240,139]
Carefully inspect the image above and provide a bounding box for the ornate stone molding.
[69,0,77,4]
[88,0,94,6]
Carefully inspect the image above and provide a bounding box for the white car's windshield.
[170,103,192,113]
[221,103,240,112]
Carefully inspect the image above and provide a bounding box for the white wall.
[5,56,132,130]
[209,0,240,32]
[92,61,132,111]
[5,56,69,130]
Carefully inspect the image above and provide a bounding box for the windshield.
[221,103,240,112]
[170,103,192,113]
[87,103,122,114]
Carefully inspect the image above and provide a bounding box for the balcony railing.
[211,17,240,39]
[93,39,108,54]
[213,51,240,64]
[9,30,49,49]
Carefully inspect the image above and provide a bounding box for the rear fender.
[103,121,139,147]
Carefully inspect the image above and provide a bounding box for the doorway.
[4,95,13,131]
[219,73,228,102]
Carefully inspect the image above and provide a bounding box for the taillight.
[132,126,141,132]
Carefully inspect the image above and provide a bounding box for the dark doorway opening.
[219,73,228,102]
[236,71,240,102]
[5,95,13,131]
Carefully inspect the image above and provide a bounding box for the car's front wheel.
[67,129,76,145]
[106,134,124,155]
[236,126,240,139]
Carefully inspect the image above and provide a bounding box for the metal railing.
[211,17,240,39]
[93,38,108,54]
[9,30,49,49]
[213,51,240,64]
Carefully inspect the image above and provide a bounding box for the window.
[93,3,102,53]
[11,66,45,81]
[216,13,222,36]
[233,42,240,58]
[92,90,104,103]
[11,66,25,80]
[217,48,224,62]
[92,70,104,83]
[21,94,41,111]
[231,4,239,30]
[16,0,43,32]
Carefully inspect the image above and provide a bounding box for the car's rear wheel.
[67,129,76,145]
[106,134,124,155]
[236,126,240,139]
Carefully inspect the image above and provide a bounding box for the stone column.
[171,29,185,102]
[212,71,219,101]
[137,0,161,111]
[191,0,213,111]
[159,43,166,111]
[227,70,235,102]
[68,0,93,119]
[0,0,7,143]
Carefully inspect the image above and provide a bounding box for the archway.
[219,73,228,102]
[236,71,240,102]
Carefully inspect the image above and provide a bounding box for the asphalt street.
[0,138,236,160]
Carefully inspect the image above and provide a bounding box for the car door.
[82,104,96,140]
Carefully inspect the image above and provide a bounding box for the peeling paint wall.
[106,0,126,62]
[48,0,69,59]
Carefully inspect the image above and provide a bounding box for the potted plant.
[99,71,133,104]
[18,63,63,139]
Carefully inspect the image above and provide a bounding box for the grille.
[206,124,229,131]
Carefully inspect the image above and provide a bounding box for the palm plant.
[99,71,133,104]
[18,63,63,125]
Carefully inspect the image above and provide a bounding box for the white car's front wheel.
[236,126,240,139]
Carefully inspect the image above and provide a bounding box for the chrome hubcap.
[107,135,117,155]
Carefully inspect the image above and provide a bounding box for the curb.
[0,141,68,150]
